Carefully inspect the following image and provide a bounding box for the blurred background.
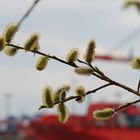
[0,0,140,139]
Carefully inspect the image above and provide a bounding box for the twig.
[114,98,140,112]
[55,83,112,104]
[39,83,112,110]
[6,43,140,98]
[6,43,77,68]
[78,58,140,97]
[137,77,140,92]
[18,0,41,26]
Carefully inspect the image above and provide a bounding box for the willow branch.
[18,0,41,26]
[114,98,140,112]
[6,43,77,68]
[56,83,112,105]
[39,83,111,110]
[7,43,140,98]
[78,58,140,97]
[137,77,140,92]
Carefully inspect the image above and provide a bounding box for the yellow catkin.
[36,56,48,71]
[75,85,85,96]
[66,48,80,64]
[0,37,5,51]
[130,57,140,69]
[3,23,19,43]
[93,108,115,120]
[124,0,140,9]
[24,33,40,51]
[4,46,18,56]
[57,103,69,123]
[59,90,66,102]
[42,86,54,108]
[30,41,40,51]
[75,96,85,103]
[54,85,70,102]
[75,66,93,76]
[84,40,96,63]
[75,85,86,103]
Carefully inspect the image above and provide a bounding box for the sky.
[0,0,140,119]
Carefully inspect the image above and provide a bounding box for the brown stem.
[137,77,140,92]
[54,83,112,105]
[39,83,111,110]
[18,0,41,26]
[92,72,140,97]
[78,58,140,97]
[6,44,77,68]
[85,83,112,96]
[7,43,140,98]
[114,98,140,112]
[110,80,140,97]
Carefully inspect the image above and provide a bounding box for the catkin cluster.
[0,23,49,71]
[0,23,19,55]
[65,40,96,76]
[40,85,86,123]
[66,40,96,65]
[1,22,139,123]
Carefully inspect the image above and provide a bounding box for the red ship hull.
[20,103,140,140]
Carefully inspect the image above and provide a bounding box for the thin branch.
[114,98,140,112]
[77,59,95,71]
[92,71,140,97]
[137,77,140,92]
[77,59,108,79]
[18,0,41,26]
[54,83,112,105]
[39,83,112,110]
[6,43,140,98]
[85,83,112,96]
[78,58,140,97]
[111,80,140,97]
[6,43,77,68]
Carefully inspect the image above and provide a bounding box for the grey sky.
[0,0,140,118]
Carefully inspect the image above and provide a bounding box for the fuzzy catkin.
[24,33,40,51]
[36,56,48,71]
[84,40,96,63]
[75,96,85,103]
[124,0,140,10]
[30,41,40,51]
[59,90,66,102]
[130,57,140,69]
[54,85,70,102]
[66,48,80,64]
[75,66,93,76]
[57,103,69,123]
[3,23,19,43]
[42,86,54,108]
[75,85,86,103]
[0,37,5,51]
[4,46,18,56]
[93,108,115,120]
[75,85,85,96]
